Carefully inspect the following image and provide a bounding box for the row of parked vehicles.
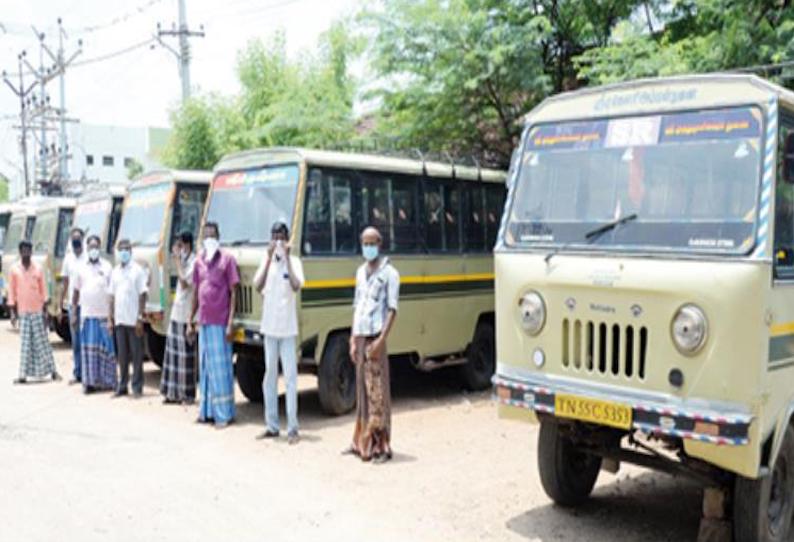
[0,148,507,415]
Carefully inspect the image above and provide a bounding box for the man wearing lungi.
[345,227,400,463]
[9,240,60,384]
[60,227,86,385]
[190,222,239,429]
[161,231,197,404]
[72,235,116,393]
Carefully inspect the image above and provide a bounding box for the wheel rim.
[768,456,789,537]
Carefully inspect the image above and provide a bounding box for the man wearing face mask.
[72,235,116,394]
[190,222,239,429]
[60,227,86,384]
[344,227,400,463]
[9,240,59,384]
[161,231,198,404]
[109,239,148,398]
[253,222,305,444]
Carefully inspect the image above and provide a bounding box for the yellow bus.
[72,186,126,258]
[29,197,76,340]
[205,148,505,413]
[1,199,40,319]
[118,170,211,365]
[493,74,794,541]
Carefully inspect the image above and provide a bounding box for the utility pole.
[20,23,81,195]
[156,0,205,103]
[2,52,36,196]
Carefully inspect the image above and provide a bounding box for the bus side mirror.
[776,248,794,267]
[784,134,794,184]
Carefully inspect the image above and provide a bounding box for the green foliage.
[162,96,221,171]
[125,158,144,180]
[0,175,8,203]
[576,0,794,85]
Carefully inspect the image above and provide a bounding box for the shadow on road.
[140,355,488,433]
[506,471,702,542]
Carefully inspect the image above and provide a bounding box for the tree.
[359,0,645,168]
[0,174,8,202]
[576,1,794,86]
[162,96,222,171]
[126,158,144,180]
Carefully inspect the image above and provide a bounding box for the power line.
[73,0,166,35]
[71,38,156,69]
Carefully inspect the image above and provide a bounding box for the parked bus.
[72,185,125,258]
[29,197,76,340]
[205,148,506,414]
[0,203,17,316]
[492,74,794,541]
[1,200,39,322]
[117,170,211,365]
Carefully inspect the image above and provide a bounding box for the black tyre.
[734,426,794,542]
[538,420,602,507]
[145,327,165,367]
[460,320,495,390]
[53,314,72,343]
[236,350,264,402]
[318,333,356,416]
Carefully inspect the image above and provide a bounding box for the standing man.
[253,222,305,444]
[60,227,86,385]
[9,240,60,384]
[161,231,197,404]
[189,222,239,429]
[72,235,116,394]
[345,227,399,463]
[109,239,148,398]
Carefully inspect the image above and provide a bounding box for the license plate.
[554,393,632,430]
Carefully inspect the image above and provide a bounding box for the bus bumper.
[493,368,753,447]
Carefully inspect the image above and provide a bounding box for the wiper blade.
[230,238,250,246]
[584,213,638,243]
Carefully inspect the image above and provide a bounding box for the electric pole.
[156,0,204,103]
[2,52,36,196]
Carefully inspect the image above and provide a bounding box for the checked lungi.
[80,317,117,391]
[160,321,197,402]
[198,324,235,424]
[18,313,56,379]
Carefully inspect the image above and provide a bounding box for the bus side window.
[390,174,419,253]
[107,199,124,254]
[304,168,355,255]
[424,181,445,251]
[359,174,393,251]
[485,184,506,249]
[445,182,461,252]
[775,114,794,278]
[464,184,486,252]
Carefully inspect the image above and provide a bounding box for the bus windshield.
[31,212,57,254]
[74,199,111,241]
[505,106,763,254]
[117,183,171,246]
[4,217,25,252]
[207,164,300,245]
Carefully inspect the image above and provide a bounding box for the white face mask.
[88,248,100,262]
[203,238,219,259]
[274,239,285,258]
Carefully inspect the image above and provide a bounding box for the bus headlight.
[518,291,546,336]
[671,304,707,355]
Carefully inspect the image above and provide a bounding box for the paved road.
[0,323,703,541]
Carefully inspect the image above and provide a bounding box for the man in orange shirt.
[8,240,59,384]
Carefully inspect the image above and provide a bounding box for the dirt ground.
[0,323,705,542]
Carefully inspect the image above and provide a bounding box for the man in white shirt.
[253,222,305,444]
[109,238,148,398]
[72,235,116,394]
[60,227,86,384]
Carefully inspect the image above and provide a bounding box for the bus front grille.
[561,319,647,380]
[236,285,254,315]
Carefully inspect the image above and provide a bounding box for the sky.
[0,0,362,193]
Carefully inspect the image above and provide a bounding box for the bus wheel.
[236,350,264,403]
[734,426,794,542]
[53,315,72,343]
[538,420,601,507]
[145,328,165,367]
[318,333,356,416]
[461,320,495,390]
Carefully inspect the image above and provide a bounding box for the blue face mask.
[362,244,379,262]
[118,249,131,264]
